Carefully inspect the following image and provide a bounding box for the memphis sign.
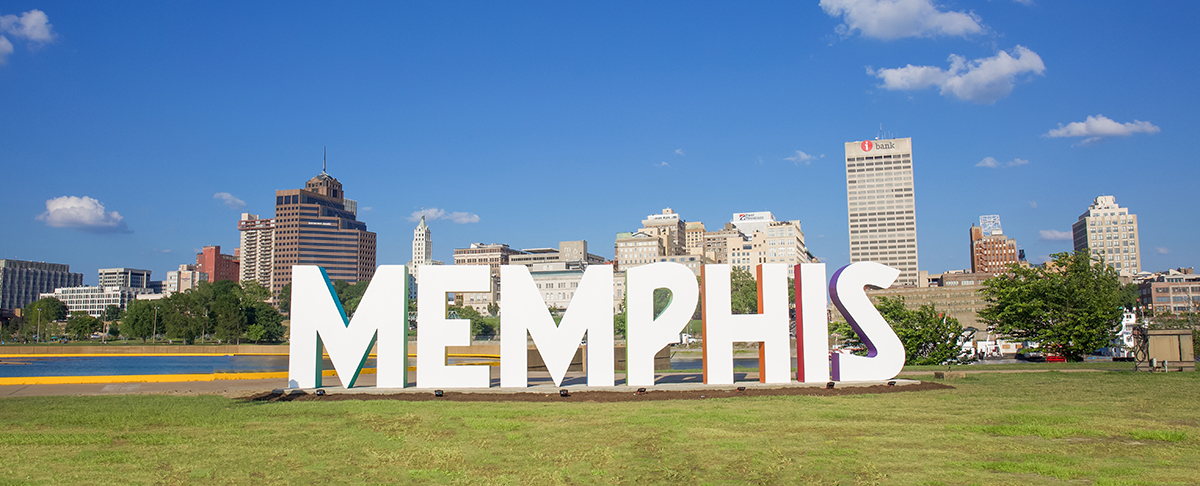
[287,262,905,389]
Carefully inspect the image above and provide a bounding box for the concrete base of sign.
[274,373,922,395]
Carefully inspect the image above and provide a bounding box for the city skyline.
[1,2,1196,285]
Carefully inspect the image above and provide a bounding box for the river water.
[0,355,767,377]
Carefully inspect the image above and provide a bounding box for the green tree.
[246,301,286,343]
[829,320,859,353]
[276,283,292,315]
[102,304,123,322]
[1,315,21,342]
[729,266,757,314]
[213,294,247,344]
[161,294,202,343]
[613,313,627,337]
[123,300,160,342]
[331,280,350,300]
[65,311,102,340]
[653,288,673,319]
[337,279,370,314]
[874,297,968,365]
[241,280,271,303]
[22,297,68,341]
[25,297,68,322]
[486,301,499,317]
[1118,283,1140,310]
[979,251,1123,361]
[449,305,494,337]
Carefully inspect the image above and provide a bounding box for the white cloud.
[674,148,684,156]
[784,150,825,165]
[656,161,669,167]
[410,208,445,221]
[1013,0,1035,5]
[1156,247,1169,255]
[871,45,1045,104]
[0,36,12,64]
[0,9,53,43]
[447,212,481,224]
[0,10,53,67]
[37,196,130,233]
[1028,201,1037,209]
[976,156,1028,168]
[408,207,480,224]
[1038,229,1072,241]
[361,206,373,212]
[213,192,246,209]
[1044,114,1160,146]
[820,0,984,40]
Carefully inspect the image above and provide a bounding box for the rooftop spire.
[323,146,327,174]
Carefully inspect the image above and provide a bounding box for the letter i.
[795,263,829,383]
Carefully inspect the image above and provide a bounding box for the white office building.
[98,268,152,289]
[1071,195,1141,275]
[729,211,775,237]
[41,286,154,317]
[238,213,275,289]
[844,137,919,287]
[165,264,208,295]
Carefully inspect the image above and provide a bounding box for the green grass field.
[1,371,1197,484]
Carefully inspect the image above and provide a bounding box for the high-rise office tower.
[1072,195,1141,275]
[270,168,377,296]
[413,215,432,267]
[407,215,438,287]
[0,260,83,310]
[238,213,275,288]
[844,137,919,287]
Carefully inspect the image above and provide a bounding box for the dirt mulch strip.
[246,382,954,403]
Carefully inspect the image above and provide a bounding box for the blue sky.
[1,1,1196,285]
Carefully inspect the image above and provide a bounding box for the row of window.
[1155,296,1200,303]
[535,282,578,289]
[1154,286,1200,293]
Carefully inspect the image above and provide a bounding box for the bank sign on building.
[288,262,906,389]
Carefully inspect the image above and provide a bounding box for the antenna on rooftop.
[876,123,882,140]
[323,146,327,174]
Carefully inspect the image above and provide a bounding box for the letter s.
[829,262,905,381]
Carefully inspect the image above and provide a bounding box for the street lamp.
[36,308,42,344]
[152,306,158,344]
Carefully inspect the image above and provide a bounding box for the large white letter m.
[287,265,408,389]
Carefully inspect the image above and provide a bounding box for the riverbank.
[0,344,289,356]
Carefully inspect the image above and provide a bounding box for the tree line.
[1,280,288,344]
[121,280,286,344]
